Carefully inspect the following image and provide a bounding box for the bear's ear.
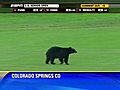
[69,47,72,49]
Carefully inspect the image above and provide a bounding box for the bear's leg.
[45,57,50,64]
[51,58,56,65]
[64,56,69,65]
[59,58,63,64]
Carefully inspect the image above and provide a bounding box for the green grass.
[0,13,120,71]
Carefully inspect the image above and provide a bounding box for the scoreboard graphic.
[0,3,120,13]
[10,4,109,13]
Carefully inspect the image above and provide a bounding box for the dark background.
[0,0,120,3]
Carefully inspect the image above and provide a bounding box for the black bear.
[45,46,77,65]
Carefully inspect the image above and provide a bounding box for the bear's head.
[68,47,77,54]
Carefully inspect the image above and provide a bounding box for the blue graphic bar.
[0,72,120,90]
